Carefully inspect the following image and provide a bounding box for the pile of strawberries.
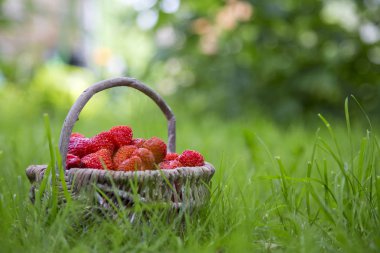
[66,125,205,171]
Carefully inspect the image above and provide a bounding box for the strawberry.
[68,137,92,158]
[143,137,167,163]
[118,156,143,171]
[66,154,82,169]
[89,131,115,153]
[131,138,146,148]
[159,160,182,170]
[81,149,115,170]
[132,148,155,170]
[113,145,138,168]
[164,152,179,161]
[71,132,85,138]
[108,126,133,148]
[178,150,205,167]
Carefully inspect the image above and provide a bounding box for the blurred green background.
[1,0,380,123]
[1,1,380,251]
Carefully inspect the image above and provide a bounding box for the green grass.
[0,86,380,252]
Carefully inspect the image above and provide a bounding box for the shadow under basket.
[25,77,215,211]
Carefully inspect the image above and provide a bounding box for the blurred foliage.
[1,0,380,122]
[144,0,380,120]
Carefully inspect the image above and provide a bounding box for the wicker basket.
[26,77,215,211]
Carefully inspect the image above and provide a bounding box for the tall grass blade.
[308,185,336,225]
[55,147,71,205]
[323,159,329,205]
[35,164,51,207]
[318,114,343,163]
[318,137,355,195]
[255,135,277,168]
[275,157,289,203]
[44,114,58,220]
[306,161,312,221]
[350,95,373,131]
[345,97,354,169]
[357,137,367,182]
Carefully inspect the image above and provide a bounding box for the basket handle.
[58,77,176,170]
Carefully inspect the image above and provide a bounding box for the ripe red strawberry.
[68,137,92,158]
[118,156,143,171]
[164,152,179,161]
[89,131,115,153]
[71,132,85,138]
[66,154,82,169]
[113,145,138,168]
[131,138,146,148]
[143,137,167,163]
[132,148,155,170]
[178,150,205,167]
[159,160,182,170]
[81,149,115,170]
[108,126,133,148]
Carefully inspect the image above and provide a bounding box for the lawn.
[0,83,379,253]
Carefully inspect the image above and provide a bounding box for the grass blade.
[56,147,71,205]
[318,114,343,164]
[345,97,354,169]
[44,114,58,220]
[323,159,329,205]
[309,185,336,225]
[350,95,373,131]
[275,157,289,204]
[306,161,312,221]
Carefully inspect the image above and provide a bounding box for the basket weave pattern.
[27,163,214,209]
